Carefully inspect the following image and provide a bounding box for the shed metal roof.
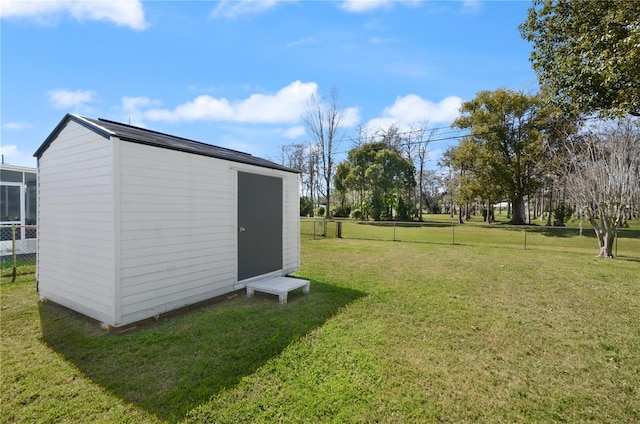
[34,113,298,173]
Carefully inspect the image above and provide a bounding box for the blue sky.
[1,0,537,169]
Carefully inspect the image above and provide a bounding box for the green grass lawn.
[2,231,639,423]
[302,214,640,258]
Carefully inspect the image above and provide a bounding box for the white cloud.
[2,121,31,131]
[339,0,393,12]
[47,89,96,109]
[210,0,283,19]
[343,107,361,127]
[0,144,18,157]
[461,0,481,14]
[286,37,317,48]
[0,0,148,30]
[339,0,422,13]
[283,125,306,139]
[122,96,161,112]
[120,96,162,126]
[0,1,61,24]
[0,144,36,167]
[365,94,462,131]
[140,81,319,124]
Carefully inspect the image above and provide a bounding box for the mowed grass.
[301,215,640,258]
[2,232,640,423]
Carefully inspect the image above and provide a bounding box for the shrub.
[369,194,384,221]
[300,197,312,217]
[333,204,351,218]
[553,203,574,226]
[396,196,411,221]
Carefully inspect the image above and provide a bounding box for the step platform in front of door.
[245,276,310,304]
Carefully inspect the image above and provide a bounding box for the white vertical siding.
[282,172,300,274]
[37,120,115,324]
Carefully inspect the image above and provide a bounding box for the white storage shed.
[34,113,302,327]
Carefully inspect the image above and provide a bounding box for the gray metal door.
[237,172,283,281]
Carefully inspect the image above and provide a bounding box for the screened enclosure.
[1,164,37,255]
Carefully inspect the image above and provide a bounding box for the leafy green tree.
[442,139,504,223]
[299,196,312,217]
[335,142,415,221]
[452,89,546,225]
[334,142,385,220]
[333,161,351,207]
[520,0,640,117]
[441,141,475,223]
[365,148,416,220]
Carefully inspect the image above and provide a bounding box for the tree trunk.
[587,214,615,258]
[599,233,615,258]
[510,196,527,225]
[418,164,424,222]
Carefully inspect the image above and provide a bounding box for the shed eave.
[34,113,300,174]
[33,113,113,159]
[116,136,299,174]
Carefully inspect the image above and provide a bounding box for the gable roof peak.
[34,114,297,173]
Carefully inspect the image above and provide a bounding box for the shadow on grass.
[358,221,454,228]
[470,221,640,240]
[496,225,597,238]
[616,255,640,264]
[39,280,364,423]
[512,226,639,240]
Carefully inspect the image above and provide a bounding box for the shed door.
[237,172,283,281]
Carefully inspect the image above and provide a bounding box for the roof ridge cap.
[96,117,254,157]
[73,114,115,136]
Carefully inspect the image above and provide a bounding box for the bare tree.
[371,122,436,220]
[353,123,373,150]
[305,144,320,216]
[303,88,346,218]
[410,122,437,221]
[562,119,640,257]
[278,143,306,171]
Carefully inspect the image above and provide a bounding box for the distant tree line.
[278,0,640,258]
[279,121,444,222]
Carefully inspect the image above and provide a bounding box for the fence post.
[452,224,455,245]
[11,225,17,282]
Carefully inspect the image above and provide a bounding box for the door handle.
[239,226,245,232]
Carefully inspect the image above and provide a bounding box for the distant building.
[1,164,37,256]
[0,163,37,225]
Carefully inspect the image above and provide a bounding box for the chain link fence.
[2,220,638,282]
[1,225,37,282]
[301,218,640,258]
